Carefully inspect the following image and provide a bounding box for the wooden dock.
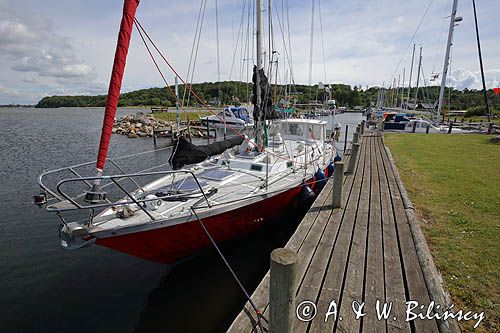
[229,132,456,332]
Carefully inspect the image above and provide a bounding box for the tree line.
[35,81,498,114]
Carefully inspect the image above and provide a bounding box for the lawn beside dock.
[385,134,499,332]
[153,110,212,122]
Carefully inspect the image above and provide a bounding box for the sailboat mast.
[406,44,415,109]
[96,0,140,174]
[396,75,400,108]
[175,76,180,132]
[437,0,459,123]
[472,0,491,122]
[255,0,264,149]
[414,46,422,108]
[400,67,405,108]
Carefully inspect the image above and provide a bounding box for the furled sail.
[169,136,244,170]
[96,0,140,172]
[251,65,280,121]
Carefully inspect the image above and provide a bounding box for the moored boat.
[33,0,339,264]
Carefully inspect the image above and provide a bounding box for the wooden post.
[352,132,359,144]
[426,124,430,134]
[441,114,445,123]
[152,129,157,147]
[360,121,365,135]
[270,248,298,333]
[448,122,453,134]
[343,125,348,154]
[347,143,360,174]
[412,121,417,133]
[332,161,344,209]
[454,117,457,123]
[377,118,383,132]
[355,125,360,134]
[488,122,493,134]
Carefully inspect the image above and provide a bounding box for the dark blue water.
[0,107,363,332]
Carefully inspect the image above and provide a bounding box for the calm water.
[0,107,363,333]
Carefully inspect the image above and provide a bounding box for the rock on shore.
[113,112,171,138]
[113,112,207,139]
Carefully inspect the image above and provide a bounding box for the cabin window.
[306,126,322,141]
[250,164,263,171]
[282,123,303,136]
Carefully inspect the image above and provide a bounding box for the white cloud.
[447,68,500,90]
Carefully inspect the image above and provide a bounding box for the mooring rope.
[190,208,268,332]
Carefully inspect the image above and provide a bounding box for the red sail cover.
[96,0,140,171]
[494,87,500,95]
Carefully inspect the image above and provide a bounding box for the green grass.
[385,134,499,332]
[153,110,212,122]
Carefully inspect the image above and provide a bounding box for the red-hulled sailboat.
[34,0,339,264]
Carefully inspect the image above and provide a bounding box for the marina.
[0,0,499,332]
[229,131,459,332]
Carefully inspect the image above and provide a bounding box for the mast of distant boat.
[436,0,460,124]
[406,44,415,110]
[414,45,422,109]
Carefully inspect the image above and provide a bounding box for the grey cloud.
[0,14,95,81]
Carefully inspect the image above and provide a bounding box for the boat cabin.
[273,119,327,143]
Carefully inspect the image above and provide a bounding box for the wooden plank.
[309,137,368,332]
[228,181,332,332]
[228,171,340,332]
[378,138,439,332]
[377,136,410,332]
[336,135,371,332]
[292,208,343,332]
[231,132,441,332]
[361,136,387,333]
[292,166,358,331]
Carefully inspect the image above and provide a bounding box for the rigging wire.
[272,0,295,94]
[387,0,434,88]
[185,0,208,108]
[181,0,206,107]
[215,0,221,99]
[430,0,451,75]
[308,0,315,88]
[133,19,187,118]
[133,18,312,167]
[285,0,295,86]
[224,0,247,101]
[191,208,268,332]
[317,0,327,84]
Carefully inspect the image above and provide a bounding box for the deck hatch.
[199,169,235,181]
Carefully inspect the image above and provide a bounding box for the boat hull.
[95,185,305,264]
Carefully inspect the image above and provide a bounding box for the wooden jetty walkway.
[229,132,456,332]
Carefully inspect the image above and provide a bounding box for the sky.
[0,0,499,105]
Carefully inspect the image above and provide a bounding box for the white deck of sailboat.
[86,119,334,235]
